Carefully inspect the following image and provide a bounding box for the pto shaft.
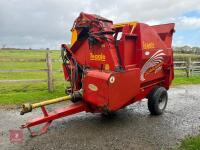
[20,95,72,115]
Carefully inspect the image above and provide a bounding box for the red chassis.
[21,12,175,136]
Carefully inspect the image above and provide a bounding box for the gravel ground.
[0,85,200,150]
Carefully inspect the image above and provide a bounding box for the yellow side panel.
[114,21,137,28]
[71,28,78,45]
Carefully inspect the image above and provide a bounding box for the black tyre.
[148,86,168,115]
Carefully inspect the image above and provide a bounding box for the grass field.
[176,135,200,150]
[0,50,200,105]
[0,50,66,105]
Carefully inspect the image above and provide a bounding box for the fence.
[0,52,200,92]
[0,51,62,92]
[174,57,200,77]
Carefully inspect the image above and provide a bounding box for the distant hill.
[174,46,200,54]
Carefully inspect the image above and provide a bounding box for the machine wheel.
[148,86,168,115]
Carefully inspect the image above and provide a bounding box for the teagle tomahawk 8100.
[20,12,175,136]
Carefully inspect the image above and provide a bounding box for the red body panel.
[83,69,140,111]
[108,69,140,111]
[83,70,110,108]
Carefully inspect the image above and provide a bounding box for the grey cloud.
[0,0,200,49]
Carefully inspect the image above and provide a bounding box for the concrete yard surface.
[0,85,200,150]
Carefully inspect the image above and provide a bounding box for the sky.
[0,0,200,49]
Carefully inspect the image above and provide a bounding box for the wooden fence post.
[46,51,54,92]
[186,57,191,77]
